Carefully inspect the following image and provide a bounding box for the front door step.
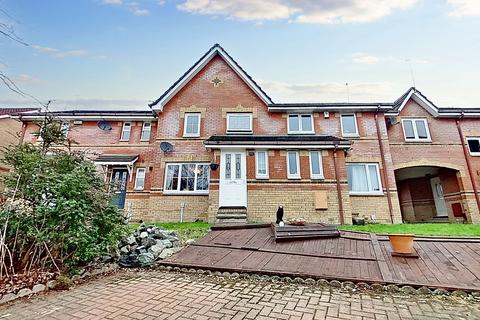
[216,207,247,224]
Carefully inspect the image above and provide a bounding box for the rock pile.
[118,225,182,267]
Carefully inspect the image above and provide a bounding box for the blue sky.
[0,0,479,110]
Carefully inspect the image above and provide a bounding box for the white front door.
[219,150,247,207]
[430,177,448,217]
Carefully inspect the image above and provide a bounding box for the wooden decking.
[162,224,480,292]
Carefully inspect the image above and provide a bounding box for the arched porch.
[395,165,467,223]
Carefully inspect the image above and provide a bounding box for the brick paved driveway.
[0,270,479,320]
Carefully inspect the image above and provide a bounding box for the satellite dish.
[160,142,173,153]
[97,120,112,131]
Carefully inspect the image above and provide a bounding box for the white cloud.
[101,0,123,4]
[350,53,429,65]
[177,0,418,23]
[13,74,48,86]
[259,80,395,103]
[32,45,88,59]
[101,0,150,16]
[448,0,480,17]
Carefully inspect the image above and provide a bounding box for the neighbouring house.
[0,107,39,194]
[17,44,480,224]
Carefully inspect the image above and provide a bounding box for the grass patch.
[338,223,480,237]
[129,221,211,243]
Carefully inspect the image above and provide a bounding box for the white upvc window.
[347,163,383,195]
[134,168,146,190]
[401,118,431,142]
[141,122,151,141]
[255,150,269,179]
[61,122,70,138]
[309,151,324,180]
[183,113,201,137]
[340,113,359,137]
[227,113,252,133]
[467,137,480,156]
[287,151,300,179]
[288,114,314,134]
[164,163,210,194]
[120,122,131,141]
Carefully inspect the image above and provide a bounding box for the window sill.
[310,176,325,180]
[226,131,253,135]
[469,153,480,156]
[256,176,269,180]
[183,134,200,138]
[163,191,209,195]
[342,134,360,138]
[287,132,315,135]
[140,139,150,142]
[349,192,384,196]
[287,176,301,180]
[133,188,144,192]
[404,139,432,143]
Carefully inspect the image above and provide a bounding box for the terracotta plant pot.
[388,234,415,254]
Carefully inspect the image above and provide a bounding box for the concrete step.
[216,207,247,224]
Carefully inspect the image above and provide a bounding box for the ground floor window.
[134,168,146,190]
[255,150,269,179]
[287,151,300,179]
[347,163,382,195]
[164,163,210,194]
[309,151,324,179]
[467,137,480,155]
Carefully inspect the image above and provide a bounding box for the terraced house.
[18,44,480,224]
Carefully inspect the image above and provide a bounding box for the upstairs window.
[309,151,324,179]
[287,151,300,179]
[164,163,210,194]
[134,168,146,190]
[121,122,131,141]
[227,113,252,133]
[347,163,382,195]
[255,151,269,179]
[467,137,480,156]
[184,113,201,137]
[288,114,314,134]
[61,122,70,137]
[341,114,359,137]
[402,119,431,142]
[141,122,151,141]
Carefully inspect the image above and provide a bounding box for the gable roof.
[149,44,273,112]
[0,107,40,119]
[386,87,480,117]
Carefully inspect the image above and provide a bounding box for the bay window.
[347,163,382,195]
[164,163,210,194]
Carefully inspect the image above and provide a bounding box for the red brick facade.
[19,45,480,224]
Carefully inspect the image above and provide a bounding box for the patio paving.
[0,270,479,320]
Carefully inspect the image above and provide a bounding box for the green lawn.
[338,223,480,237]
[130,221,211,243]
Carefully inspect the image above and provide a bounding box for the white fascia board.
[20,115,155,121]
[411,92,439,116]
[204,144,350,149]
[268,106,392,112]
[153,47,271,112]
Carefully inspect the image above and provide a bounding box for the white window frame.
[134,168,146,190]
[61,122,70,138]
[309,151,324,180]
[401,118,431,142]
[226,113,253,133]
[120,122,131,141]
[287,114,314,134]
[347,163,383,195]
[287,151,301,179]
[163,163,210,195]
[255,150,269,179]
[466,137,480,156]
[141,122,151,141]
[183,113,201,137]
[340,113,359,137]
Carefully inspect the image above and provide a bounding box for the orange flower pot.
[388,234,415,254]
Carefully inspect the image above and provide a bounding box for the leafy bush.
[0,118,127,275]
